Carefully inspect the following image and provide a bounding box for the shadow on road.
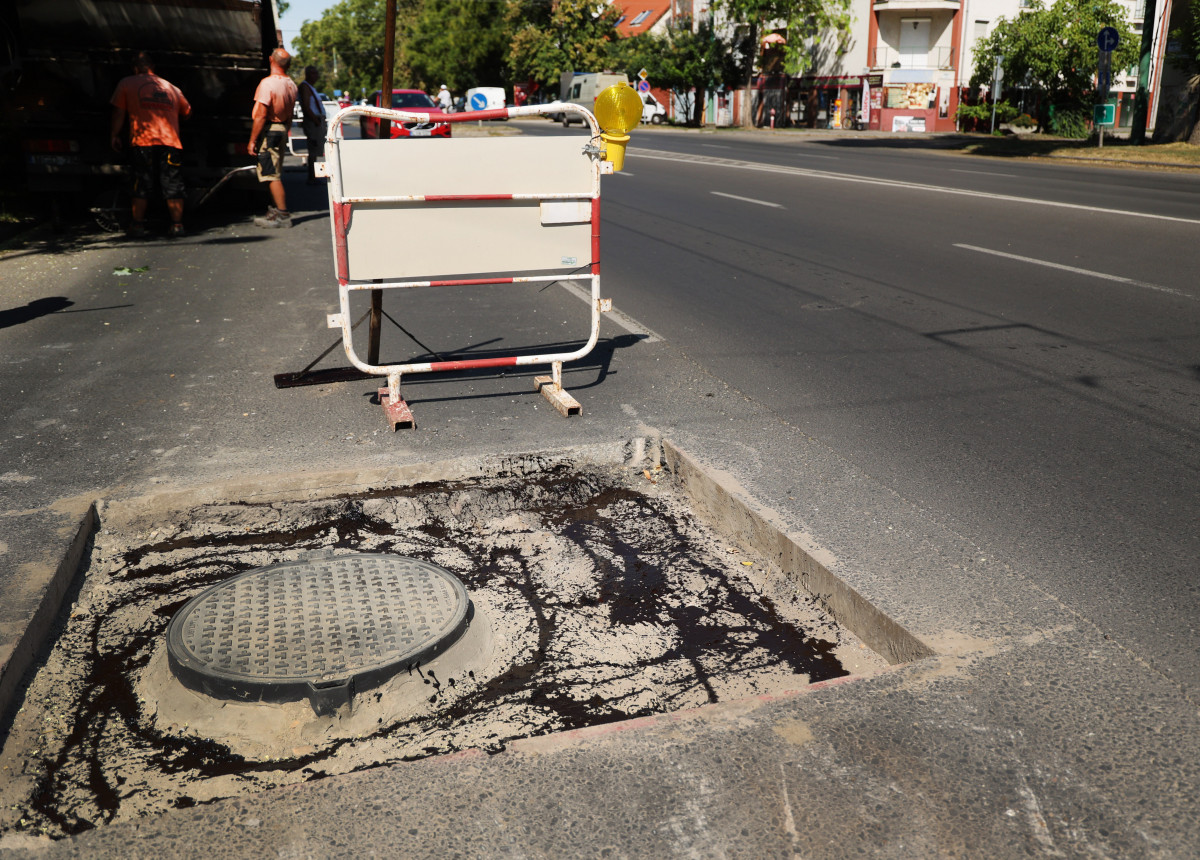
[274,332,645,407]
[0,296,74,329]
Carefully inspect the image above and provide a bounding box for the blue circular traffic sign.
[1098,26,1120,52]
[637,80,650,93]
[470,92,487,110]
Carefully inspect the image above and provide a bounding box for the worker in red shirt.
[248,48,298,228]
[110,52,191,238]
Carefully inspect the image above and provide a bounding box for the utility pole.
[1130,0,1158,144]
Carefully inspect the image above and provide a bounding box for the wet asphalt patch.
[0,463,884,839]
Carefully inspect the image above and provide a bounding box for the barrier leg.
[367,287,383,366]
[535,361,581,418]
[379,372,414,430]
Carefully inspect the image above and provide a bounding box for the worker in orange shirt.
[110,51,191,238]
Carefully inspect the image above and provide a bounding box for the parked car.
[360,90,451,139]
[465,86,507,114]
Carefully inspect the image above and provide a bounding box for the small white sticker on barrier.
[561,256,578,265]
[541,200,591,225]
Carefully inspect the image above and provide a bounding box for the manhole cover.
[166,553,470,715]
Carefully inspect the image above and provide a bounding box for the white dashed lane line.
[711,191,784,208]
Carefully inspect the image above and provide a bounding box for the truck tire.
[562,113,571,128]
[651,114,663,125]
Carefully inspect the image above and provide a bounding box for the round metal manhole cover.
[166,553,470,714]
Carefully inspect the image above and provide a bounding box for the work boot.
[168,222,185,239]
[127,221,147,239]
[253,208,292,228]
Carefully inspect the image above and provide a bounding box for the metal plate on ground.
[166,553,470,714]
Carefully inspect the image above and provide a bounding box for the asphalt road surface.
[528,122,1200,695]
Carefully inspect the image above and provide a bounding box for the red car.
[359,89,451,139]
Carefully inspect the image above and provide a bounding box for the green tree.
[292,0,420,99]
[715,0,854,126]
[969,0,1137,133]
[616,17,749,126]
[406,0,511,93]
[507,0,622,94]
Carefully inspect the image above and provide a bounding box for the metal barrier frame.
[319,102,613,429]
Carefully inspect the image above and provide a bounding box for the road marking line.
[795,153,839,159]
[711,191,784,208]
[954,243,1193,299]
[613,171,635,176]
[629,147,1200,225]
[560,283,664,342]
[702,144,731,149]
[950,168,1016,177]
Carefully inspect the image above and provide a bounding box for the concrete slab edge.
[661,440,935,665]
[0,503,97,728]
[98,437,657,527]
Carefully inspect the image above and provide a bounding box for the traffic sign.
[637,68,649,81]
[1098,26,1120,51]
[470,92,488,111]
[637,80,650,93]
[1093,103,1115,125]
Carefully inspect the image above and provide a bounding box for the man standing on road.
[110,52,191,239]
[248,48,298,228]
[436,84,452,112]
[298,65,327,186]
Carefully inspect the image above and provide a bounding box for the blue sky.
[278,0,334,53]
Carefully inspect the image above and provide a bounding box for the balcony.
[872,0,960,9]
[873,45,956,69]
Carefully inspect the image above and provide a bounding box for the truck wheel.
[651,114,663,125]
[562,114,571,128]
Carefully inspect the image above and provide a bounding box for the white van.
[465,86,506,113]
[641,91,666,124]
[555,72,629,127]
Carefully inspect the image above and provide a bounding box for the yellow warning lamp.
[593,83,642,171]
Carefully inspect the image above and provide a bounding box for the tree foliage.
[291,0,408,97]
[288,0,785,120]
[969,0,1137,130]
[614,17,750,125]
[506,0,622,90]
[715,0,853,78]
[406,0,511,92]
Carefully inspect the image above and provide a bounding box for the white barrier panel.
[321,102,614,428]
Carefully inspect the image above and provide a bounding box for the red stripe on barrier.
[333,202,352,281]
[424,194,514,202]
[429,356,520,372]
[591,198,601,275]
[445,109,511,123]
[430,277,517,287]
